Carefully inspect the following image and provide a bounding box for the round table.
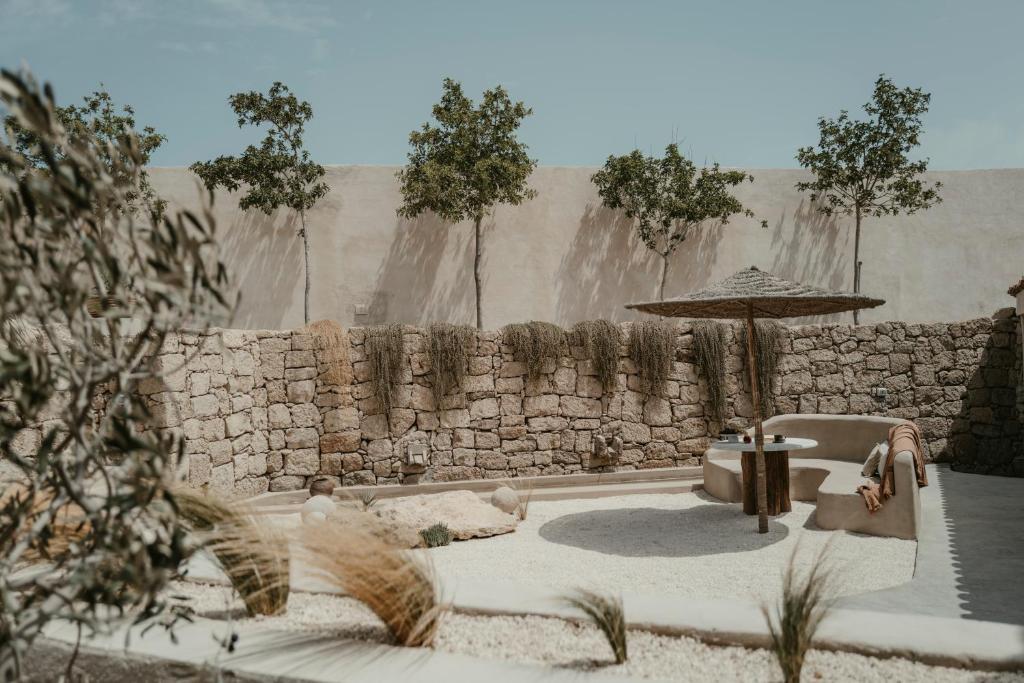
[712,437,818,516]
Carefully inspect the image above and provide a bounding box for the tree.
[191,82,328,325]
[397,78,537,329]
[0,69,229,677]
[2,86,166,217]
[592,144,762,300]
[796,75,942,323]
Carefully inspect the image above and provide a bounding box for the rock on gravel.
[370,490,517,543]
[490,486,520,514]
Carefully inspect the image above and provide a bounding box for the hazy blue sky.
[2,0,1023,169]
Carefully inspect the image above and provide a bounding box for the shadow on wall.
[555,204,726,324]
[367,213,474,326]
[219,207,302,330]
[950,310,1022,475]
[769,198,850,325]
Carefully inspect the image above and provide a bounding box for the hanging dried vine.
[742,320,784,417]
[692,320,728,422]
[628,320,675,395]
[364,323,405,414]
[502,321,566,382]
[302,319,352,387]
[572,320,622,393]
[427,322,475,404]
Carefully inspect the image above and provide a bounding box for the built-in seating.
[702,414,922,540]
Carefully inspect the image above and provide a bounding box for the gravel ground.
[168,582,1024,683]
[425,492,917,601]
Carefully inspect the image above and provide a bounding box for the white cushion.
[861,441,889,477]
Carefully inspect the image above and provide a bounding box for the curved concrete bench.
[703,414,922,540]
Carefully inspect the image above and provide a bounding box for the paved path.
[839,464,1024,625]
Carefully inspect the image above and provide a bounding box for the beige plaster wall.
[148,166,1024,331]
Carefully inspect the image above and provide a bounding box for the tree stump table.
[712,437,818,516]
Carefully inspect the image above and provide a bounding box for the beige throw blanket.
[857,422,928,512]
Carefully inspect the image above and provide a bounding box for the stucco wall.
[148,167,1024,331]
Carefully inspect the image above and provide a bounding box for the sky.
[2,0,1023,169]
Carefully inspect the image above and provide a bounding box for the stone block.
[285,427,319,449]
[288,380,316,404]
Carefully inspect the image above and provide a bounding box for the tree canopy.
[190,81,328,215]
[2,86,165,215]
[592,144,762,298]
[396,77,537,223]
[795,75,942,220]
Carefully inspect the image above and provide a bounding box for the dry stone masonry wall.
[5,314,1018,495]
[76,314,1022,496]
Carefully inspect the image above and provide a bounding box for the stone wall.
[152,314,1021,496]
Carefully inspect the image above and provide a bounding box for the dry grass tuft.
[301,319,352,387]
[175,490,290,617]
[563,588,628,664]
[502,321,566,382]
[427,322,475,404]
[298,519,446,647]
[364,323,405,415]
[742,320,783,417]
[572,320,622,393]
[762,542,834,683]
[692,320,728,423]
[511,480,535,520]
[627,320,675,395]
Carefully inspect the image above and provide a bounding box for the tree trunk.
[745,303,769,534]
[474,214,483,330]
[658,252,670,301]
[852,205,862,325]
[300,208,311,325]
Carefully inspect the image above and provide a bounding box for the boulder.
[371,490,517,543]
[490,486,520,514]
[300,494,336,524]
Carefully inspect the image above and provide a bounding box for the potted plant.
[720,426,741,443]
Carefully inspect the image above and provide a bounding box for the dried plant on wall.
[572,320,622,393]
[427,322,475,404]
[302,319,352,387]
[742,320,784,417]
[502,321,566,382]
[628,320,676,395]
[692,320,728,422]
[365,323,405,414]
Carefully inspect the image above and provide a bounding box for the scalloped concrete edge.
[178,553,1024,673]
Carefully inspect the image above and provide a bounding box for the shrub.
[364,323,405,414]
[627,320,675,395]
[502,321,566,382]
[302,319,352,387]
[563,588,628,664]
[427,322,475,405]
[572,320,622,393]
[299,520,446,647]
[762,543,834,683]
[742,321,783,417]
[175,491,290,617]
[692,320,728,422]
[419,522,454,548]
[0,70,229,677]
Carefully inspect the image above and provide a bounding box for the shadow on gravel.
[538,503,790,557]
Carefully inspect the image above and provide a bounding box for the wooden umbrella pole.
[745,303,769,534]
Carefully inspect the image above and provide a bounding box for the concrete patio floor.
[839,464,1024,625]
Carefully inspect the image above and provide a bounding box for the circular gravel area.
[426,492,916,601]
[168,582,1023,683]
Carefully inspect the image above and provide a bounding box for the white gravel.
[168,582,1024,683]
[425,492,917,602]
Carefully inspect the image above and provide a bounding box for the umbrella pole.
[744,304,769,534]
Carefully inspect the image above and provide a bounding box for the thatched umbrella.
[626,266,884,533]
